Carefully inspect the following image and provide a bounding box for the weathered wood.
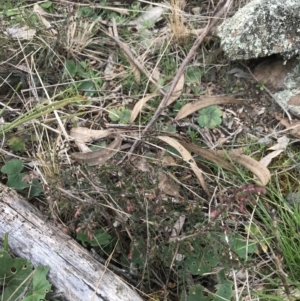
[0,183,143,301]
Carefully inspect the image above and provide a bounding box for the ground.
[0,1,300,301]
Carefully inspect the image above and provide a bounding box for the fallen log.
[0,183,143,301]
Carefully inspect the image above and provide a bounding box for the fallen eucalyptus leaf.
[259,150,284,167]
[158,136,211,196]
[179,141,235,171]
[217,149,271,186]
[176,95,243,120]
[167,74,185,106]
[130,93,159,123]
[71,135,122,166]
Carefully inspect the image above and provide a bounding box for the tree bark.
[0,183,143,301]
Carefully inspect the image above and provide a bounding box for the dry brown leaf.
[104,54,116,80]
[70,127,114,143]
[259,150,284,167]
[5,26,36,40]
[268,136,289,151]
[167,74,185,106]
[158,171,180,198]
[71,135,122,166]
[169,214,186,242]
[179,141,235,171]
[217,150,271,186]
[175,95,244,120]
[277,117,300,138]
[158,136,211,196]
[70,127,118,153]
[130,93,159,123]
[130,156,153,173]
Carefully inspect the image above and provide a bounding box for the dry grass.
[169,0,187,43]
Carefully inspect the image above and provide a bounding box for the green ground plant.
[1,159,42,197]
[0,235,52,301]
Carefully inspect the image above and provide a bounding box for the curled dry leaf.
[179,141,235,171]
[259,150,284,167]
[259,135,290,167]
[158,136,211,197]
[167,74,185,106]
[71,135,122,166]
[268,136,289,151]
[275,115,300,138]
[217,150,271,186]
[70,127,114,143]
[130,93,159,123]
[175,95,244,120]
[70,127,118,153]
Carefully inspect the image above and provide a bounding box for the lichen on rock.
[217,0,300,60]
[274,64,300,117]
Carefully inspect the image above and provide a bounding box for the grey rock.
[217,0,300,60]
[286,191,300,208]
[274,64,300,117]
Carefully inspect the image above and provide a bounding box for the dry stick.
[121,0,233,161]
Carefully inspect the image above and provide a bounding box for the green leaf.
[22,266,51,301]
[186,66,202,84]
[185,284,210,301]
[1,159,24,175]
[65,60,77,77]
[108,107,131,124]
[0,250,34,301]
[197,105,222,129]
[78,81,96,97]
[29,179,43,197]
[78,6,96,17]
[118,108,131,124]
[184,248,218,275]
[0,250,51,301]
[90,230,112,247]
[8,136,26,153]
[5,9,19,16]
[7,173,29,190]
[77,230,112,247]
[108,109,121,122]
[213,270,233,301]
[39,2,53,13]
[173,100,184,112]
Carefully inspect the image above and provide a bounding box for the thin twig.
[121,0,233,161]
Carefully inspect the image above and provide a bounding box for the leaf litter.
[2,1,300,300]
